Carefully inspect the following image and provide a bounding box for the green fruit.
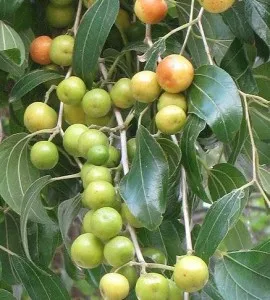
[87,145,110,166]
[90,207,122,240]
[127,138,136,161]
[121,203,143,228]
[83,165,112,188]
[155,105,186,135]
[105,145,121,168]
[116,266,138,290]
[82,210,95,233]
[104,236,135,267]
[83,181,116,210]
[100,273,129,300]
[82,89,112,118]
[46,3,75,28]
[64,104,86,125]
[167,279,184,300]
[63,124,88,157]
[173,255,209,293]
[56,76,86,105]
[135,273,169,300]
[142,247,167,265]
[24,102,57,133]
[157,92,187,112]
[50,0,73,6]
[80,163,93,181]
[77,129,109,158]
[110,78,135,109]
[131,71,161,103]
[30,141,59,170]
[71,233,104,269]
[50,35,74,66]
[85,113,113,126]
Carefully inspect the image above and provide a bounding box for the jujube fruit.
[157,92,187,112]
[24,102,57,133]
[105,146,121,168]
[121,203,143,228]
[30,36,52,65]
[30,141,59,170]
[131,71,161,103]
[116,265,138,289]
[167,279,184,300]
[63,104,86,125]
[156,54,194,93]
[82,210,95,233]
[134,0,168,24]
[100,273,130,300]
[71,233,104,269]
[173,255,209,293]
[46,3,75,28]
[198,0,235,13]
[50,35,74,66]
[56,76,86,105]
[83,165,112,188]
[155,105,186,135]
[87,145,110,166]
[63,124,88,157]
[110,78,135,109]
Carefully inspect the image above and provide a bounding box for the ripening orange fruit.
[30,36,52,65]
[134,0,168,24]
[156,54,194,93]
[198,0,235,13]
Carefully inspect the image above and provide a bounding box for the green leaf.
[28,222,60,267]
[220,38,258,94]
[245,0,270,48]
[120,126,169,230]
[249,102,270,140]
[138,220,185,265]
[187,65,243,142]
[215,250,270,299]
[208,163,247,202]
[143,39,166,71]
[0,21,25,65]
[19,28,34,57]
[20,176,54,264]
[10,255,69,300]
[195,189,248,262]
[258,166,270,195]
[253,62,270,101]
[254,239,270,252]
[73,0,119,87]
[58,194,82,253]
[201,274,224,300]
[0,289,16,300]
[222,1,255,44]
[0,52,25,77]
[0,0,24,20]
[222,220,253,251]
[0,213,23,285]
[9,70,64,103]
[177,1,234,67]
[180,115,209,202]
[0,133,40,215]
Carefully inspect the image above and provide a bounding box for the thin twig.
[180,0,195,55]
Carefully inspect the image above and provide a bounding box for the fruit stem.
[144,24,153,47]
[180,0,195,55]
[197,8,214,65]
[44,85,57,104]
[73,0,83,36]
[138,105,150,126]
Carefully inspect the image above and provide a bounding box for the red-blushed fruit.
[90,207,123,240]
[63,104,86,125]
[157,92,187,112]
[30,141,59,170]
[173,255,209,293]
[155,105,186,135]
[134,0,168,24]
[131,71,161,103]
[104,236,135,267]
[24,102,57,133]
[46,3,75,28]
[71,233,104,269]
[57,76,86,105]
[30,36,52,65]
[50,35,74,67]
[156,54,194,93]
[135,273,169,300]
[100,273,130,300]
[198,0,235,13]
[63,124,88,157]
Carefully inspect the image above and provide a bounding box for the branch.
[180,0,195,55]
